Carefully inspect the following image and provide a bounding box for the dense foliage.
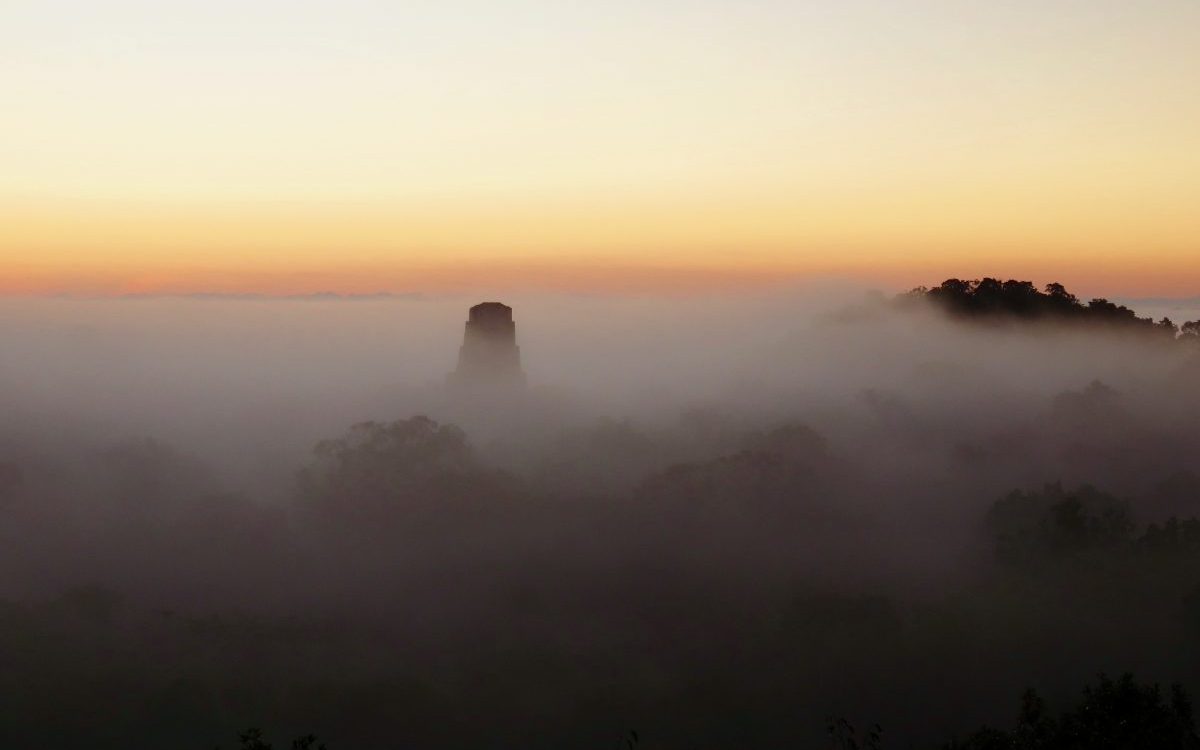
[944,674,1200,750]
[905,278,1198,338]
[3,289,1200,747]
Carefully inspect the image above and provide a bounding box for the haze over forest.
[5,2,1200,746]
[2,281,1200,747]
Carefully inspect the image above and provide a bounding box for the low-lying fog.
[1,286,1198,748]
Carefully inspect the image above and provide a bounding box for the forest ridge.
[905,279,1200,338]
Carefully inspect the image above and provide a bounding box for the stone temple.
[448,302,526,387]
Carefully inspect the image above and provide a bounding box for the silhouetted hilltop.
[904,278,1200,339]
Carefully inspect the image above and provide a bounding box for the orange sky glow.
[3,1,1198,298]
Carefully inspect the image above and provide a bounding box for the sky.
[2,0,1198,297]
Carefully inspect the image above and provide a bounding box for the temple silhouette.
[448,302,526,387]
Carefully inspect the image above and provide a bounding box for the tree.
[296,416,518,533]
[984,483,1134,566]
[1045,282,1078,309]
[906,279,1183,337]
[217,728,328,750]
[945,674,1200,749]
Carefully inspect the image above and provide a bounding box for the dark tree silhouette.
[217,728,327,750]
[944,674,1200,749]
[906,278,1181,337]
[636,422,830,517]
[984,483,1135,566]
[828,717,883,750]
[296,415,519,533]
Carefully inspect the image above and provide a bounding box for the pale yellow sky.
[2,0,1199,296]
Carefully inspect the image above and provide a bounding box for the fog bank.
[1,286,1198,748]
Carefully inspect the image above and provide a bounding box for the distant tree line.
[831,673,1200,750]
[227,672,1200,750]
[903,279,1200,339]
[217,729,325,750]
[941,673,1200,750]
[984,482,1200,567]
